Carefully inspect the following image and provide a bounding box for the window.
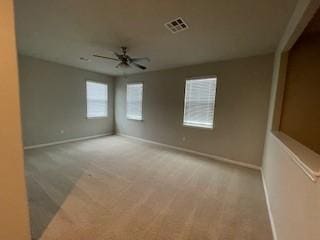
[183,77,217,129]
[126,83,143,120]
[86,81,108,118]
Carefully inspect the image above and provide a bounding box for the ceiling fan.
[93,47,150,70]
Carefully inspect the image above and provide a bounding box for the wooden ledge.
[271,131,320,182]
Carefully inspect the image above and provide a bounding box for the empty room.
[0,0,319,239]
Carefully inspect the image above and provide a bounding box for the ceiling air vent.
[164,17,189,33]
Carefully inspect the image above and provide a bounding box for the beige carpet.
[24,136,272,240]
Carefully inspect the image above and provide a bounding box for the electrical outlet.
[60,130,64,134]
[182,136,186,142]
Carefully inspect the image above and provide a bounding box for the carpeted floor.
[24,135,272,240]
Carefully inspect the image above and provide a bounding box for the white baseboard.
[261,172,278,240]
[24,132,114,150]
[117,133,261,171]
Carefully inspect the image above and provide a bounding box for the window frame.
[86,80,108,119]
[182,75,217,130]
[126,82,144,121]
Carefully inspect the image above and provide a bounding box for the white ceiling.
[14,0,297,76]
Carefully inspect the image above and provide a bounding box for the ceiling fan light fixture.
[118,62,130,69]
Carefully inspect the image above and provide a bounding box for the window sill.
[183,123,214,130]
[271,131,320,182]
[127,117,143,121]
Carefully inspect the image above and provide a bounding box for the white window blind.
[183,77,217,128]
[127,83,143,120]
[86,81,108,118]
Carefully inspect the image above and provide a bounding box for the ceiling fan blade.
[131,62,147,70]
[130,57,150,63]
[93,54,120,61]
[113,51,122,59]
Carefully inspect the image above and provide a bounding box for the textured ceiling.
[14,0,298,76]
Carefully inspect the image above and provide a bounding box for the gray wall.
[19,55,114,146]
[115,54,273,167]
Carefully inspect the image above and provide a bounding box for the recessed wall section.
[280,33,320,154]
